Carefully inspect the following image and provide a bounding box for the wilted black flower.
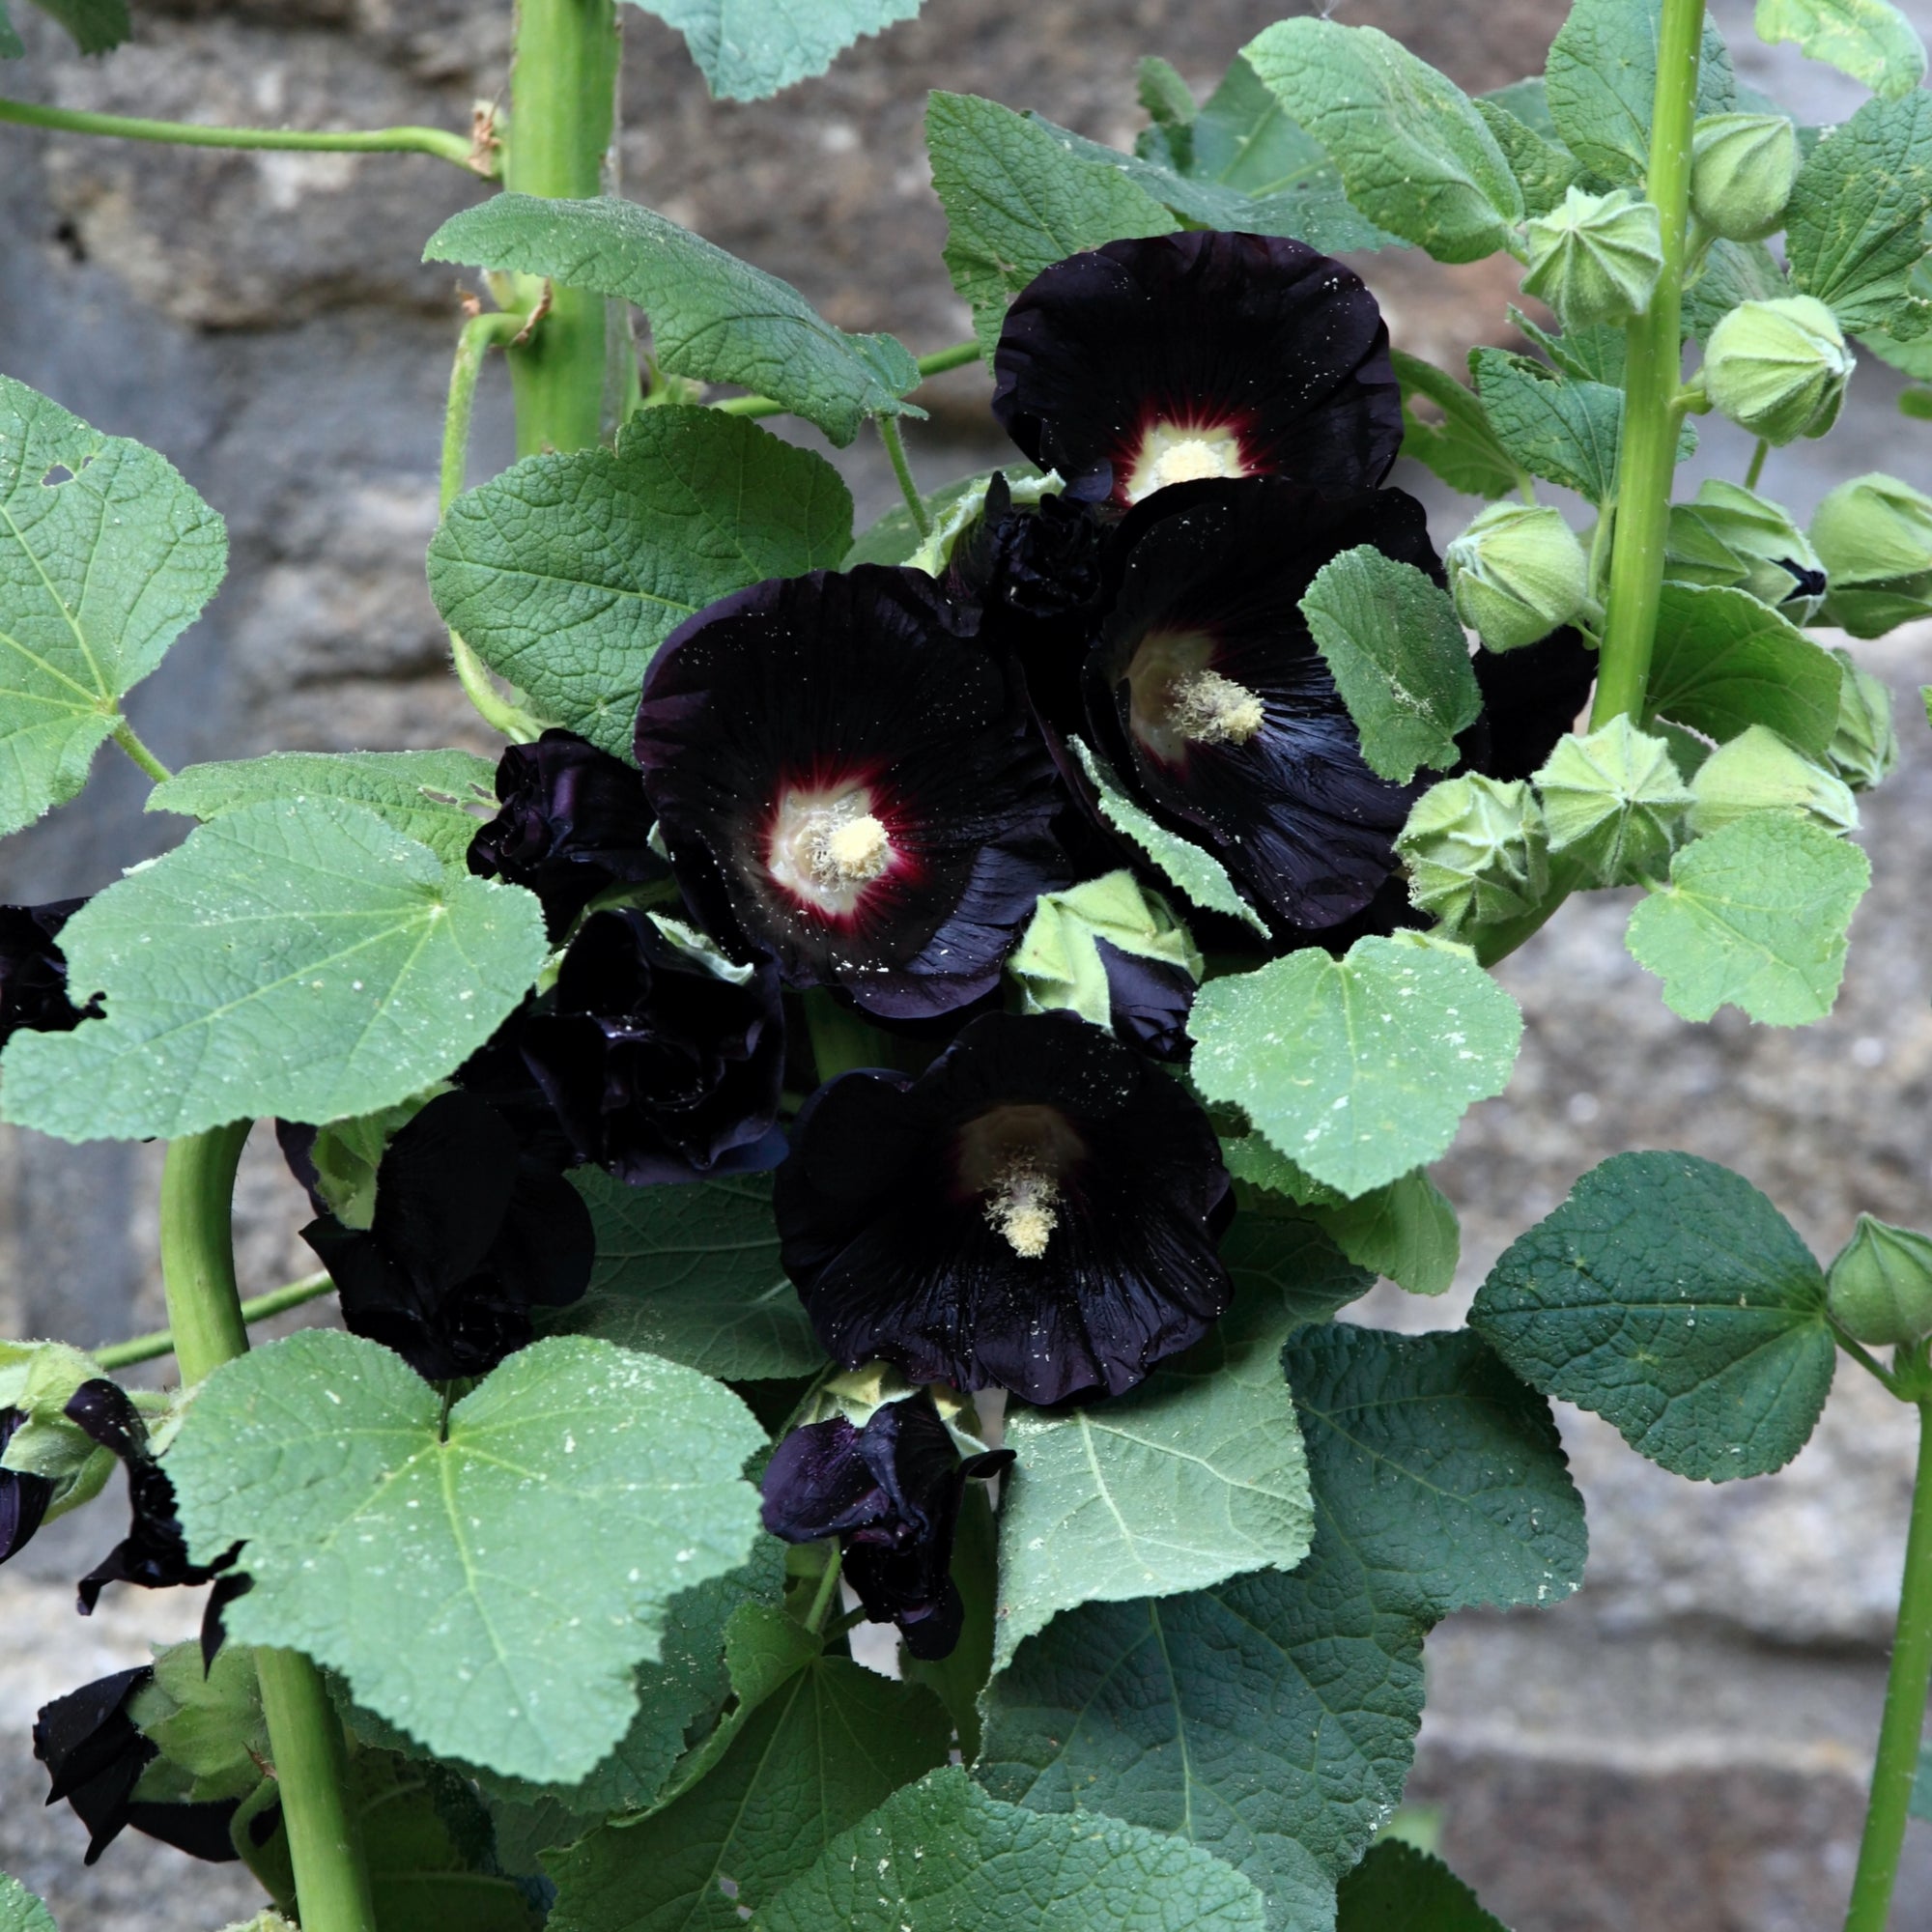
[0,1406,53,1566]
[776,1009,1233,1404]
[991,232,1403,510]
[468,728,666,939]
[635,567,1066,1020]
[761,1389,1012,1661]
[0,899,100,1051]
[300,1089,593,1379]
[35,1667,242,1865]
[517,908,786,1184]
[1464,627,1601,782]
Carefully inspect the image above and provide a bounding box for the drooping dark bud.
[0,899,100,1053]
[0,1406,54,1565]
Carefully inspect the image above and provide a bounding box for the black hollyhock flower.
[1084,477,1441,934]
[0,1406,53,1565]
[1465,627,1601,782]
[775,1009,1233,1404]
[0,899,101,1051]
[468,728,668,940]
[991,232,1403,510]
[35,1667,242,1865]
[517,908,786,1184]
[761,1389,1012,1661]
[300,1089,593,1379]
[635,567,1066,1020]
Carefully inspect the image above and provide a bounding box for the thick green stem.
[714,341,981,420]
[803,1548,845,1634]
[94,1272,334,1372]
[0,95,483,170]
[878,416,931,537]
[1846,1401,1932,1932]
[111,718,172,784]
[1589,0,1704,730]
[159,1123,376,1932]
[505,0,619,457]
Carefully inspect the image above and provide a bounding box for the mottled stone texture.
[1,0,1930,1925]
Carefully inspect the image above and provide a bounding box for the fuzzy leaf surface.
[1472,1150,1835,1480]
[756,1768,1269,1932]
[1189,936,1522,1199]
[1335,1842,1508,1932]
[1313,1169,1460,1296]
[428,409,852,753]
[1625,811,1869,1025]
[1471,349,1626,506]
[1219,1212,1378,1330]
[1645,583,1843,754]
[167,1329,763,1784]
[1756,0,1927,97]
[626,0,921,101]
[0,375,226,836]
[1391,351,1523,500]
[426,200,921,444]
[0,800,547,1143]
[149,750,497,868]
[0,1876,54,1932]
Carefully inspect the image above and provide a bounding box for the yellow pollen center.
[1126,422,1248,504]
[985,1161,1060,1260]
[817,813,890,885]
[1169,668,1266,746]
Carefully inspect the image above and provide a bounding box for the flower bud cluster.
[1396,774,1548,933]
[1521,185,1664,330]
[1690,113,1801,242]
[1446,503,1591,651]
[1533,718,1694,888]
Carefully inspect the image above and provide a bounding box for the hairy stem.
[1845,1400,1932,1932]
[110,718,172,784]
[94,1272,334,1372]
[159,1123,376,1932]
[878,416,931,538]
[1590,0,1704,729]
[714,341,982,419]
[1745,437,1770,491]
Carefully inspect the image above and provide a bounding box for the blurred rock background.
[1,0,1929,1925]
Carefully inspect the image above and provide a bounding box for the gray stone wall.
[1,1,1929,1925]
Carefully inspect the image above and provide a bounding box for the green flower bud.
[1702,296,1854,444]
[1690,113,1802,243]
[1827,1213,1932,1348]
[1533,718,1693,886]
[0,1339,119,1520]
[1826,648,1897,792]
[1521,185,1665,330]
[1662,479,1828,623]
[1810,472,1932,639]
[1687,724,1858,838]
[1446,502,1592,651]
[1396,775,1548,932]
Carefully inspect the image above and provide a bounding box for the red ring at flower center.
[764,778,901,923]
[1125,629,1267,769]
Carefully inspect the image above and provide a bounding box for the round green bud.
[1663,479,1827,623]
[1521,185,1664,331]
[1395,775,1548,933]
[1533,717,1694,887]
[1825,649,1898,792]
[1810,472,1932,639]
[1446,503,1591,651]
[1687,724,1859,838]
[1690,113,1802,243]
[1827,1213,1932,1348]
[1702,296,1854,444]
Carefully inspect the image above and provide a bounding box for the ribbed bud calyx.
[1810,472,1932,639]
[1827,1213,1932,1348]
[1521,185,1664,330]
[1687,724,1859,838]
[1702,296,1853,443]
[1690,113,1801,242]
[1533,718,1692,887]
[1826,650,1898,792]
[1662,478,1827,622]
[1446,502,1591,651]
[1396,775,1548,932]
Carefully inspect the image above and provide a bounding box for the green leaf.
[991,1283,1315,1673]
[427,408,851,754]
[1625,810,1869,1025]
[0,801,547,1143]
[1471,347,1629,505]
[1785,93,1932,340]
[1546,0,1737,183]
[425,201,921,446]
[1390,351,1522,501]
[1299,547,1482,782]
[0,375,227,837]
[549,1171,823,1381]
[1511,307,1629,384]
[23,0,128,53]
[1476,98,1586,218]
[1311,1169,1460,1296]
[1069,736,1267,936]
[149,750,497,868]
[1335,1841,1508,1932]
[925,93,1179,361]
[1681,238,1791,342]
[1756,0,1927,99]
[1645,583,1844,754]
[1240,19,1522,264]
[167,1329,763,1784]
[1188,935,1523,1199]
[756,1768,1269,1932]
[625,0,921,101]
[0,1875,55,1932]
[1472,1150,1836,1480]
[1219,1210,1378,1330]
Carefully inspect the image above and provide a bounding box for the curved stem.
[878,416,931,538]
[111,718,172,784]
[1845,1400,1932,1932]
[1745,437,1770,491]
[94,1272,333,1372]
[158,1123,254,1385]
[1589,0,1704,730]
[713,341,981,420]
[0,96,481,171]
[804,1548,845,1634]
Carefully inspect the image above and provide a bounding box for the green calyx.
[1702,296,1854,443]
[0,1338,119,1520]
[1446,502,1592,650]
[1687,724,1859,838]
[1811,472,1932,639]
[1828,1214,1932,1349]
[1826,649,1898,792]
[1533,717,1693,888]
[1395,775,1548,932]
[1662,478,1828,623]
[1520,185,1664,330]
[1007,869,1202,1034]
[1690,112,1801,243]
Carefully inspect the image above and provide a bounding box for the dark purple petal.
[1091,936,1196,1062]
[0,1406,54,1565]
[992,232,1402,509]
[776,1011,1233,1404]
[759,1416,888,1543]
[1465,627,1600,782]
[0,898,100,1052]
